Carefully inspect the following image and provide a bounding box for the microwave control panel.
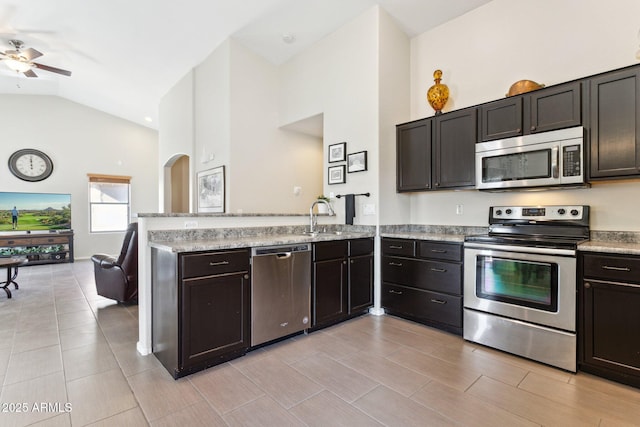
[563,144,582,177]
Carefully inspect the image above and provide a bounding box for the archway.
[163,154,190,213]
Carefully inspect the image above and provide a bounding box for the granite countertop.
[150,230,375,253]
[379,231,465,243]
[578,241,640,255]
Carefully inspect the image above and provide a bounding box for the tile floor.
[1,260,640,426]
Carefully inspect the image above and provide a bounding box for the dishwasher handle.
[276,252,292,259]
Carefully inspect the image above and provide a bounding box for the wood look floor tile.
[339,351,430,396]
[62,341,120,381]
[428,344,528,387]
[4,344,63,385]
[127,366,202,422]
[84,407,147,427]
[224,396,305,427]
[260,336,321,365]
[58,322,107,351]
[66,368,138,426]
[328,327,401,357]
[189,363,264,414]
[290,390,383,427]
[411,380,539,427]
[110,341,163,377]
[519,371,640,425]
[57,309,96,330]
[240,356,323,409]
[11,327,60,354]
[29,413,71,426]
[386,346,480,391]
[0,371,68,427]
[151,401,227,427]
[467,375,599,426]
[353,385,458,427]
[291,353,379,402]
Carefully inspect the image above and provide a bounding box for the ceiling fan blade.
[32,62,71,76]
[22,47,43,60]
[23,69,37,78]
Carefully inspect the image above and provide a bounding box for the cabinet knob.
[531,126,536,131]
[244,274,249,280]
[516,128,521,133]
[343,260,347,265]
[584,282,591,289]
[350,260,354,264]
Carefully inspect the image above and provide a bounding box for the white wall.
[279,7,382,224]
[229,40,323,214]
[0,95,158,258]
[408,0,640,231]
[158,71,194,212]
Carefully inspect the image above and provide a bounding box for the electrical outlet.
[184,220,198,229]
[456,204,463,215]
[363,204,376,215]
[293,186,302,196]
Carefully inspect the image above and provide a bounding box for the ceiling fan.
[0,39,71,77]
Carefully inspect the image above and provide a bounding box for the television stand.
[0,231,74,265]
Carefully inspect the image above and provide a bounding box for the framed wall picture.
[328,165,346,184]
[328,142,346,163]
[197,166,225,213]
[347,151,367,173]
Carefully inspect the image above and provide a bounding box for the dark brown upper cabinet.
[479,81,583,142]
[589,67,640,179]
[479,96,523,141]
[433,107,477,189]
[396,118,432,192]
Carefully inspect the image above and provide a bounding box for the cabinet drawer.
[382,256,462,294]
[0,238,31,246]
[382,283,462,328]
[30,236,69,245]
[417,241,462,262]
[349,238,373,257]
[583,253,640,284]
[313,240,348,262]
[181,249,250,279]
[381,238,415,257]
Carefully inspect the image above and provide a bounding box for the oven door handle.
[463,242,576,257]
[551,146,559,178]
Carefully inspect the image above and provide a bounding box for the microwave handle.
[551,146,559,178]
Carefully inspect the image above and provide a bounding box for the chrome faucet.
[309,199,335,233]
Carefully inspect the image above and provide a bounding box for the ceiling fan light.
[4,59,32,73]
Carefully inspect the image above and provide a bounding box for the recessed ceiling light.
[282,33,296,44]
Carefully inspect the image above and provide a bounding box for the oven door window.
[482,149,551,183]
[475,256,558,312]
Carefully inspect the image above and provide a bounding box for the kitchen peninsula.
[136,212,375,369]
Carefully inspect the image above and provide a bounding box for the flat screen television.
[0,192,71,232]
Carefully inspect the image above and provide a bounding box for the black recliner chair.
[91,222,138,303]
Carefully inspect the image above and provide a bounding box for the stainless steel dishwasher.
[251,243,311,346]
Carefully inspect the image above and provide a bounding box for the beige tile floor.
[1,260,640,426]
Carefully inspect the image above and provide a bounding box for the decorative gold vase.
[427,69,449,115]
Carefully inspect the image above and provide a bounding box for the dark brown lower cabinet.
[152,247,250,378]
[312,238,374,329]
[381,238,463,335]
[579,252,640,388]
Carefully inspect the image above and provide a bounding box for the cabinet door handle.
[430,249,446,253]
[430,268,447,273]
[388,262,403,267]
[389,290,403,295]
[602,265,631,272]
[584,282,591,289]
[209,261,230,266]
[430,299,447,304]
[389,245,404,249]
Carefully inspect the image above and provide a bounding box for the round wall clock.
[8,149,54,182]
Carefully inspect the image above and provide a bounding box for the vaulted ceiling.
[0,0,492,129]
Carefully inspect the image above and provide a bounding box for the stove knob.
[570,209,579,216]
[495,209,503,216]
[505,209,512,215]
[558,208,566,215]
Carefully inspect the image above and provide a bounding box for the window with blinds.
[88,174,131,233]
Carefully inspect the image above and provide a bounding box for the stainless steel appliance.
[464,205,590,372]
[251,244,311,346]
[475,126,585,190]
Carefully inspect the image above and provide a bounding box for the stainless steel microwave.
[475,126,585,190]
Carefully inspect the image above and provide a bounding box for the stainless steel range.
[463,205,589,372]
